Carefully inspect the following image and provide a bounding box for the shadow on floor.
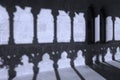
[89,62,120,80]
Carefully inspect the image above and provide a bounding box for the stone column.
[84,6,95,44]
[31,8,40,44]
[7,7,16,45]
[100,8,106,43]
[112,17,115,41]
[84,6,95,65]
[69,12,75,43]
[52,10,59,43]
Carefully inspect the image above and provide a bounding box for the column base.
[70,39,74,43]
[8,38,15,45]
[33,38,38,44]
[53,39,57,43]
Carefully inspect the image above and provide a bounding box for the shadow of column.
[68,50,85,80]
[50,51,61,80]
[27,51,43,80]
[70,59,85,80]
[8,67,16,80]
[32,64,39,80]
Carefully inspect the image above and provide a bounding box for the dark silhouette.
[0,0,120,80]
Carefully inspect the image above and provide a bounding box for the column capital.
[111,17,116,21]
[51,9,59,17]
[6,6,16,16]
[31,8,40,16]
[69,11,75,18]
[100,8,107,18]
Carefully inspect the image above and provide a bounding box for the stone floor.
[10,65,106,80]
[1,59,120,80]
[0,65,107,80]
[1,60,120,80]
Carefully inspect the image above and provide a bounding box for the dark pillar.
[52,10,59,43]
[7,7,16,45]
[32,64,39,80]
[53,62,60,80]
[31,8,40,44]
[100,8,106,43]
[84,48,93,65]
[28,53,41,80]
[112,17,115,41]
[99,8,107,63]
[69,12,75,43]
[84,6,95,44]
[51,52,61,80]
[84,6,95,65]
[8,67,16,80]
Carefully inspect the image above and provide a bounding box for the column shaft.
[31,8,40,44]
[85,6,95,44]
[7,7,16,45]
[54,15,57,43]
[52,10,59,43]
[112,17,115,41]
[100,9,106,43]
[33,14,38,44]
[70,16,74,42]
[69,12,75,43]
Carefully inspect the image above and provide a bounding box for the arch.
[39,53,54,72]
[104,48,112,61]
[37,9,54,43]
[58,51,71,68]
[0,5,9,45]
[106,16,113,41]
[57,10,71,42]
[74,50,85,66]
[14,6,33,44]
[15,55,33,78]
[74,13,85,42]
